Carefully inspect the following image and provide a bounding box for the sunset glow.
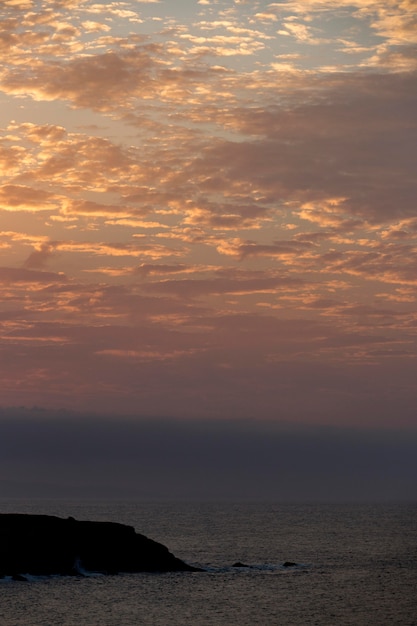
[1,0,416,427]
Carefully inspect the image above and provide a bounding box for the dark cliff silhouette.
[0,514,198,578]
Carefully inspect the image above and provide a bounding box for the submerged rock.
[0,513,198,577]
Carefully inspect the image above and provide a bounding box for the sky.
[1,408,416,501]
[0,1,416,500]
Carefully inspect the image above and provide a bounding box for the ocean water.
[0,500,415,625]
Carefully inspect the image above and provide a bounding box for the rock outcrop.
[0,514,198,577]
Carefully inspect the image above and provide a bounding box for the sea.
[0,500,415,625]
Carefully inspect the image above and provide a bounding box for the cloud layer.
[0,0,416,426]
[1,410,416,501]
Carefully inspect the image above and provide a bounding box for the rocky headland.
[0,513,198,578]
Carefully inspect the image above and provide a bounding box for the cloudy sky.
[0,0,416,499]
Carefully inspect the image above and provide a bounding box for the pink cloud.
[0,0,416,427]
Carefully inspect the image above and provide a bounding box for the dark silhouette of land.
[0,514,198,579]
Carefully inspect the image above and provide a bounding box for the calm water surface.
[0,500,415,625]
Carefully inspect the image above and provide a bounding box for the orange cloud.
[0,0,416,422]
